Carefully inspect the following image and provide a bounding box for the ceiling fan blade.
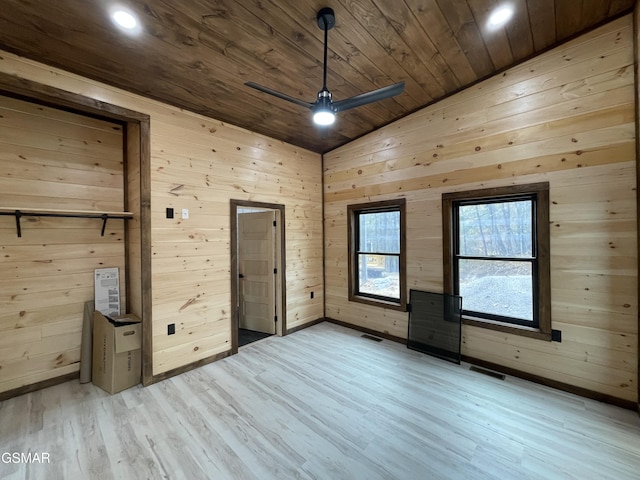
[332,81,405,112]
[245,82,314,109]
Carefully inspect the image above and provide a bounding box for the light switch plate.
[182,208,189,220]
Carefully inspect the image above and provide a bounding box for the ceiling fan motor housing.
[316,89,334,110]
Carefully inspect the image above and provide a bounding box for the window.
[348,199,406,310]
[443,183,551,340]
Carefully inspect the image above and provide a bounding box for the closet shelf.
[0,208,134,237]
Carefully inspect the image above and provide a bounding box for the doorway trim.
[230,200,286,354]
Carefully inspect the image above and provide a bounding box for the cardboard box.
[92,311,142,394]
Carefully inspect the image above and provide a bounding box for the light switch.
[182,208,189,219]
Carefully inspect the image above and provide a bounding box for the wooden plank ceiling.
[0,0,634,153]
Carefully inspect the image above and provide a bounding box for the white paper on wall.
[94,267,121,316]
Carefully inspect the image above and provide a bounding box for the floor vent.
[469,366,506,380]
[361,334,383,342]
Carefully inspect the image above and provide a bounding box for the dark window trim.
[348,199,407,311]
[443,183,551,340]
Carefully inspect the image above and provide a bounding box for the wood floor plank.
[0,322,639,479]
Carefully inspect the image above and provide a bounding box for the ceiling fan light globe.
[313,110,335,126]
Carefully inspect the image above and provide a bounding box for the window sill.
[462,316,551,341]
[349,294,407,312]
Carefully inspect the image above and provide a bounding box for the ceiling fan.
[245,7,405,126]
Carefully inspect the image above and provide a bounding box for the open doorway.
[230,200,286,353]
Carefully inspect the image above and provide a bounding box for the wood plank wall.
[0,48,324,379]
[0,95,126,394]
[324,16,638,403]
[149,118,322,374]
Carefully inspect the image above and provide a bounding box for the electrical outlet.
[168,323,175,335]
[310,291,314,299]
[182,208,189,220]
[166,207,174,219]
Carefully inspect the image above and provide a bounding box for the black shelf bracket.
[101,213,109,236]
[0,210,132,238]
[15,210,22,238]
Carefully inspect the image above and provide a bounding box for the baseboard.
[149,318,331,385]
[145,349,233,386]
[6,326,632,412]
[148,318,328,385]
[462,355,637,411]
[324,317,406,344]
[286,317,325,335]
[0,371,80,402]
[322,318,637,411]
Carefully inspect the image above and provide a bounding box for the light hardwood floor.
[1,322,639,479]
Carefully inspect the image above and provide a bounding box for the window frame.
[443,183,551,341]
[347,199,407,311]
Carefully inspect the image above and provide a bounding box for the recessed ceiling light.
[488,5,514,28]
[112,10,138,30]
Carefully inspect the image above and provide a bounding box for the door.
[238,211,276,334]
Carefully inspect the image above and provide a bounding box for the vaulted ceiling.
[0,1,634,153]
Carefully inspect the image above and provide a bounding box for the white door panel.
[238,211,276,334]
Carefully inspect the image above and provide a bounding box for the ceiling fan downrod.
[317,7,335,94]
